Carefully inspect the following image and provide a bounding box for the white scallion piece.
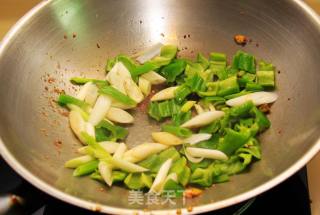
[76,82,94,101]
[138,77,151,96]
[124,143,169,163]
[124,78,144,103]
[149,159,172,193]
[85,123,95,138]
[181,111,225,128]
[88,95,111,126]
[183,133,212,145]
[113,143,127,159]
[136,42,163,63]
[140,71,166,85]
[106,107,134,124]
[64,155,94,168]
[69,110,86,143]
[151,86,179,101]
[194,104,205,114]
[98,161,113,186]
[152,132,182,146]
[98,141,120,154]
[109,158,148,173]
[84,84,99,106]
[67,104,89,120]
[77,146,90,155]
[106,62,131,94]
[208,103,216,111]
[186,147,228,160]
[184,147,204,163]
[111,98,136,110]
[226,92,278,107]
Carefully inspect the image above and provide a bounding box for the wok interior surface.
[0,0,320,213]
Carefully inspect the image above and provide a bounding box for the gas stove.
[0,157,311,215]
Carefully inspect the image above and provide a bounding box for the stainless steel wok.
[0,0,320,214]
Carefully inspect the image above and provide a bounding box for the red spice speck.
[96,43,100,48]
[45,86,49,91]
[54,140,62,150]
[137,90,156,113]
[61,111,69,117]
[187,206,193,212]
[48,77,56,84]
[97,187,105,192]
[176,209,182,215]
[92,205,102,212]
[10,195,21,205]
[72,32,77,38]
[234,34,247,46]
[53,87,64,94]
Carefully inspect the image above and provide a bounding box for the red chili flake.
[183,35,187,39]
[184,187,203,198]
[54,140,62,149]
[92,205,102,212]
[187,206,193,212]
[53,87,63,94]
[278,70,281,74]
[48,77,56,84]
[61,111,69,117]
[188,34,191,38]
[259,104,271,114]
[10,195,21,205]
[234,34,247,46]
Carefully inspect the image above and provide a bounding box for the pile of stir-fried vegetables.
[58,43,277,196]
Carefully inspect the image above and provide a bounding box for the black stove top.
[0,157,311,215]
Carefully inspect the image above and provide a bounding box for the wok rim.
[0,0,319,214]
